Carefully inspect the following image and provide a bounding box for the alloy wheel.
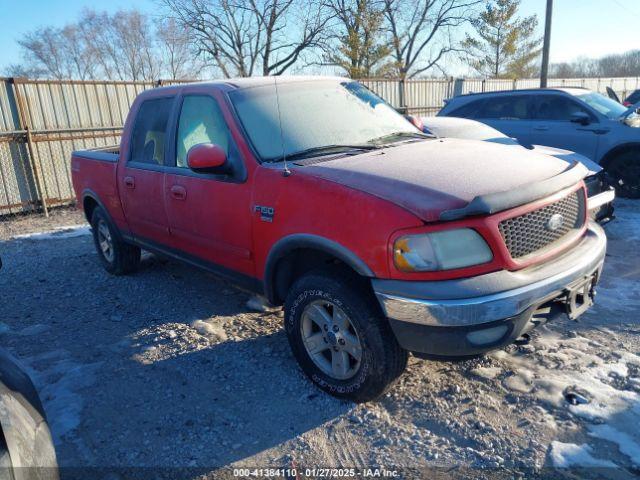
[300,300,363,380]
[97,220,114,263]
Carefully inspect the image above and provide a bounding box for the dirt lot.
[1,203,639,479]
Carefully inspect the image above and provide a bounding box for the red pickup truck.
[72,77,607,402]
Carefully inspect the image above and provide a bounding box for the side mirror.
[570,112,591,126]
[187,143,229,174]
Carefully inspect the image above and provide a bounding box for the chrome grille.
[499,190,586,259]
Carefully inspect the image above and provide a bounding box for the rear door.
[118,96,175,244]
[531,93,601,159]
[474,94,535,146]
[163,92,255,278]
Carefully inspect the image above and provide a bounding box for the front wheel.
[607,150,640,199]
[284,267,408,402]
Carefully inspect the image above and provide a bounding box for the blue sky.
[0,0,638,74]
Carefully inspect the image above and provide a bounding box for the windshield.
[576,92,628,119]
[229,80,420,162]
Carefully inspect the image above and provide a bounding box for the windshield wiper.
[369,131,429,145]
[266,144,380,163]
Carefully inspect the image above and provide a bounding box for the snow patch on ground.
[21,350,102,444]
[470,366,502,380]
[191,319,228,342]
[604,199,640,241]
[589,424,640,467]
[492,328,640,467]
[592,276,640,312]
[549,441,616,468]
[11,225,91,241]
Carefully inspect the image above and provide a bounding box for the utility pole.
[540,0,553,88]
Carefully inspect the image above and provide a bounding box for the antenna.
[273,76,291,177]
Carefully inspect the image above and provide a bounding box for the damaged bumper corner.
[373,222,607,356]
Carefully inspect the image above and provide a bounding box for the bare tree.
[249,0,331,75]
[323,0,392,78]
[162,0,259,77]
[383,0,480,79]
[16,26,94,79]
[156,18,202,79]
[550,50,640,78]
[12,8,198,81]
[162,0,330,77]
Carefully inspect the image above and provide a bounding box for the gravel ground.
[1,202,639,480]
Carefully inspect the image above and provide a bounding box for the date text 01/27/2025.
[233,468,400,478]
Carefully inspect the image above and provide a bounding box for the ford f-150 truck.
[72,77,607,402]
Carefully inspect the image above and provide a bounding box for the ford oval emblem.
[546,213,564,232]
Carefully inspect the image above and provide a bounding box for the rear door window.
[129,97,174,165]
[449,98,486,118]
[477,95,532,120]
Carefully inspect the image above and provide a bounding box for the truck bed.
[72,145,120,163]
[71,144,127,229]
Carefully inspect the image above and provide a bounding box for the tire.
[90,207,140,275]
[606,150,640,199]
[284,267,408,402]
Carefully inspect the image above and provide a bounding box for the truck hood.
[301,138,575,222]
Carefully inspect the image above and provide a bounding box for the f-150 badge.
[254,205,275,222]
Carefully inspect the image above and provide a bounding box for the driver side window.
[176,95,231,168]
[536,95,593,122]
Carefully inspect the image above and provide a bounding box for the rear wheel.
[91,207,140,275]
[606,150,640,198]
[284,267,408,402]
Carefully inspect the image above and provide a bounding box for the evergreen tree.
[462,0,541,78]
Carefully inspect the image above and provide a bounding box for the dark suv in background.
[439,88,640,197]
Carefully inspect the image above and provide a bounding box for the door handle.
[124,176,135,189]
[533,125,549,131]
[578,128,610,135]
[170,185,187,201]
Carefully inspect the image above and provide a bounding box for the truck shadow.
[0,233,354,472]
[82,332,353,471]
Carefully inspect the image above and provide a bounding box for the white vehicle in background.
[437,88,640,198]
[0,349,59,480]
[421,116,615,223]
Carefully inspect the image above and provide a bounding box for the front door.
[118,96,174,244]
[163,94,255,277]
[531,94,602,160]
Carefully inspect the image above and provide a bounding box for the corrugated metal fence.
[1,75,639,217]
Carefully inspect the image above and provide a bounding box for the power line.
[610,0,640,19]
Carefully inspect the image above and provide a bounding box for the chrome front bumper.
[373,222,607,328]
[588,187,615,212]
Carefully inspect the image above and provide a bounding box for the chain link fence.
[1,75,638,219]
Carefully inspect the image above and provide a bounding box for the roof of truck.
[155,75,350,93]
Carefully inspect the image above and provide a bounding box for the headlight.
[393,228,493,272]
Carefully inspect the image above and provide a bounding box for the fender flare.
[81,189,126,240]
[264,234,375,304]
[81,188,108,222]
[600,142,640,169]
